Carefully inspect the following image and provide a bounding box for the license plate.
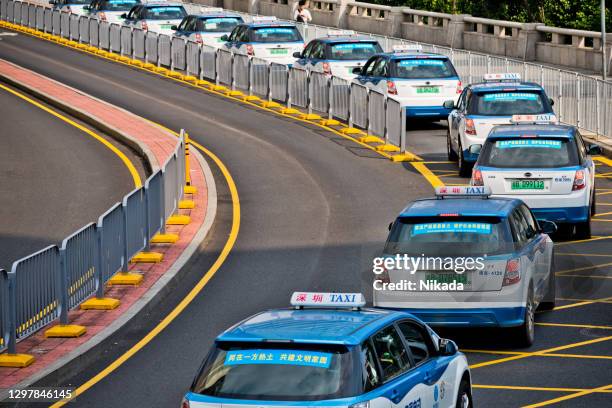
[425,273,470,285]
[216,37,225,42]
[270,48,288,55]
[416,86,439,94]
[160,24,173,29]
[511,179,545,190]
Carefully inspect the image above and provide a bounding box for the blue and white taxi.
[445,73,555,176]
[374,186,556,346]
[471,116,602,238]
[50,0,91,15]
[86,0,141,25]
[354,45,462,120]
[121,2,187,36]
[222,17,304,66]
[293,31,383,80]
[183,293,472,408]
[172,9,244,49]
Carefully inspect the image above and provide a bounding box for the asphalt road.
[0,81,145,270]
[0,30,610,408]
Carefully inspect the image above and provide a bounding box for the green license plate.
[417,86,439,94]
[426,273,470,285]
[160,24,173,29]
[270,48,288,55]
[511,179,545,190]
[217,37,225,42]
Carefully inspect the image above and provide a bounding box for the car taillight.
[141,20,148,31]
[99,12,106,22]
[471,169,484,186]
[465,118,476,135]
[195,33,203,44]
[322,62,331,76]
[246,44,254,56]
[387,81,397,95]
[456,80,462,94]
[572,170,585,191]
[181,399,190,408]
[503,258,521,286]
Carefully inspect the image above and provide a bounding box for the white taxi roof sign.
[484,73,521,82]
[511,114,558,124]
[435,186,492,197]
[327,30,355,36]
[291,292,366,308]
[252,16,278,22]
[392,44,423,53]
[200,7,224,12]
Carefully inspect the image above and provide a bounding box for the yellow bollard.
[183,132,197,195]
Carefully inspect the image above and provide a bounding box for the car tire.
[513,283,535,347]
[458,140,471,177]
[591,187,597,216]
[574,218,591,240]
[455,377,472,408]
[447,130,458,161]
[538,256,556,311]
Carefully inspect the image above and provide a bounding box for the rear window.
[327,42,382,60]
[469,91,550,116]
[390,58,457,79]
[192,342,358,401]
[386,216,512,255]
[63,0,89,4]
[250,26,302,43]
[144,6,186,20]
[198,17,243,32]
[479,137,579,168]
[101,0,139,11]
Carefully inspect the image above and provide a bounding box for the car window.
[362,57,378,76]
[519,204,538,237]
[301,41,316,58]
[371,58,387,77]
[101,0,139,12]
[390,58,457,79]
[177,17,189,31]
[576,132,587,162]
[397,321,431,365]
[361,341,382,392]
[126,5,138,19]
[510,209,529,246]
[250,26,302,43]
[228,26,241,41]
[310,42,326,60]
[198,17,242,33]
[327,41,382,61]
[457,89,468,110]
[479,137,579,168]
[144,6,186,20]
[238,27,250,42]
[370,325,411,381]
[468,90,551,116]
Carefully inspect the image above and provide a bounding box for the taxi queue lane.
[0,26,610,408]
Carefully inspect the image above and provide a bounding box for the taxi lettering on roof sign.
[399,59,445,66]
[413,222,492,235]
[252,16,277,22]
[224,349,332,368]
[392,44,423,53]
[511,113,558,124]
[483,72,521,81]
[435,185,492,196]
[290,292,366,307]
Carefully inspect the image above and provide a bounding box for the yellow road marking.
[557,296,612,304]
[556,252,612,257]
[554,235,610,246]
[464,348,612,360]
[411,162,445,188]
[596,191,612,196]
[556,261,612,275]
[0,83,141,187]
[421,161,453,164]
[549,296,612,311]
[522,384,612,407]
[557,274,612,279]
[595,211,612,216]
[594,156,612,166]
[593,218,612,222]
[50,127,241,407]
[474,384,612,393]
[597,203,612,206]
[535,322,612,330]
[468,335,612,369]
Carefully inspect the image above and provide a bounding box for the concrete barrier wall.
[199,0,612,75]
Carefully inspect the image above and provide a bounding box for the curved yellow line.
[0,83,141,188]
[50,125,240,407]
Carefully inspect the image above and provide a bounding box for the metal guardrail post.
[576,73,581,129]
[215,49,220,86]
[95,223,104,298]
[486,55,491,74]
[266,63,272,103]
[230,53,235,91]
[400,105,407,153]
[596,80,601,139]
[307,70,312,115]
[58,248,69,325]
[327,77,333,120]
[558,70,563,123]
[121,200,130,271]
[144,182,152,252]
[131,27,135,60]
[540,65,544,88]
[247,57,253,97]
[348,84,353,128]
[287,68,293,110]
[199,45,204,81]
[7,271,16,354]
[157,35,161,68]
[468,51,472,84]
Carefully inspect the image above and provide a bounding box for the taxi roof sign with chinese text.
[511,114,558,125]
[483,73,521,82]
[252,16,278,22]
[435,186,492,198]
[290,292,366,308]
[200,7,224,12]
[392,44,423,53]
[327,30,355,36]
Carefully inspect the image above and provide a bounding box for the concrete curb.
[0,148,216,397]
[0,59,168,173]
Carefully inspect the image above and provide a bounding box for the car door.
[450,88,468,148]
[309,41,326,72]
[509,208,540,297]
[357,57,380,87]
[518,204,550,302]
[369,324,430,408]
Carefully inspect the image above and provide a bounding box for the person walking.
[294,0,312,24]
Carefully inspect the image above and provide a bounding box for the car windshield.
[390,58,457,79]
[101,0,139,11]
[250,26,302,43]
[191,342,357,401]
[479,137,578,168]
[469,90,549,116]
[385,216,512,256]
[328,42,382,60]
[144,6,186,20]
[199,17,242,32]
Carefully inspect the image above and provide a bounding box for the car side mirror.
[292,51,302,58]
[549,98,555,106]
[120,13,127,18]
[220,34,229,41]
[171,25,178,30]
[539,220,557,235]
[587,144,602,155]
[443,100,455,109]
[468,144,482,155]
[439,338,457,356]
[352,67,362,75]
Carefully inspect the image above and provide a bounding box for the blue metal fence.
[97,203,125,293]
[61,223,98,315]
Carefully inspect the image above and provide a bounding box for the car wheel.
[455,377,472,408]
[591,188,597,216]
[447,130,458,161]
[574,218,591,240]
[513,283,535,347]
[458,140,471,177]
[538,256,556,311]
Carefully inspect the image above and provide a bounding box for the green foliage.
[367,0,611,31]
